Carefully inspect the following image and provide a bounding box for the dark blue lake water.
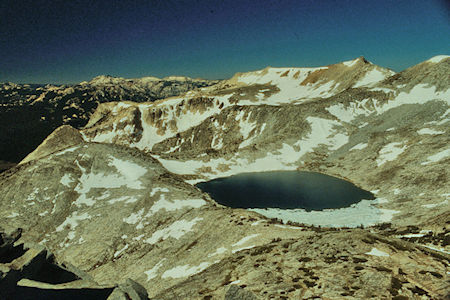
[195,171,375,211]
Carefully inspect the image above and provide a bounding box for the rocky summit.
[1,56,449,299]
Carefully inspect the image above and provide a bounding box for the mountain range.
[1,55,449,299]
[0,75,218,166]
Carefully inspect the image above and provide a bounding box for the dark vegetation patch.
[303,280,316,288]
[408,286,428,296]
[389,276,403,296]
[374,266,392,273]
[352,257,368,263]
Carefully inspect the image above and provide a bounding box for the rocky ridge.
[0,75,218,164]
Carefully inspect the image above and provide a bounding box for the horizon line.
[2,54,448,86]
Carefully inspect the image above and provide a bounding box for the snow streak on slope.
[131,95,233,150]
[326,84,450,123]
[156,116,349,182]
[427,55,449,63]
[376,142,407,167]
[342,58,360,67]
[417,128,445,135]
[235,67,341,104]
[73,155,147,207]
[382,84,450,111]
[325,98,380,122]
[161,262,212,279]
[144,217,203,244]
[421,148,450,165]
[354,68,394,87]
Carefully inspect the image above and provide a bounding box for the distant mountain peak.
[88,75,126,85]
[341,56,371,67]
[162,76,193,81]
[426,55,449,64]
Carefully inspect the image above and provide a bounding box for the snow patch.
[162,262,211,279]
[354,68,392,87]
[350,143,368,151]
[150,187,170,197]
[26,188,40,201]
[123,209,144,225]
[236,67,338,104]
[156,117,349,183]
[365,248,389,257]
[326,98,380,123]
[144,217,203,244]
[114,244,129,257]
[370,87,394,93]
[144,259,166,281]
[427,55,449,63]
[55,146,79,156]
[7,212,19,218]
[417,128,445,135]
[250,220,263,226]
[376,142,407,166]
[342,59,359,67]
[208,247,227,257]
[398,231,430,238]
[149,197,206,215]
[60,174,74,187]
[381,84,450,113]
[421,200,448,208]
[38,211,49,217]
[421,148,450,165]
[249,198,398,228]
[107,195,138,204]
[274,224,304,230]
[107,155,147,188]
[232,234,260,247]
[423,245,450,254]
[56,212,91,232]
[232,245,256,253]
[73,156,147,207]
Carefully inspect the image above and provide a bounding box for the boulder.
[225,285,259,300]
[113,278,149,300]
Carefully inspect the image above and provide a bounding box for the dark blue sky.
[1,0,449,83]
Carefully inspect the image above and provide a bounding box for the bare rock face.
[20,125,84,164]
[108,279,149,300]
[225,285,259,300]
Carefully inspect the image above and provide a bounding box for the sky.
[0,0,449,84]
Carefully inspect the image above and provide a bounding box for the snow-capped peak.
[89,75,126,85]
[426,55,449,64]
[341,56,371,67]
[162,76,193,81]
[137,76,161,84]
